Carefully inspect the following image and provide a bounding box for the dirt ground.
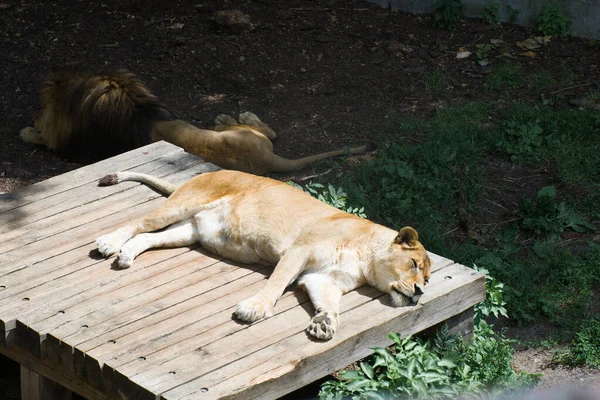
[1,0,599,398]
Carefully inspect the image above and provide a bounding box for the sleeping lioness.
[20,69,375,174]
[95,170,431,340]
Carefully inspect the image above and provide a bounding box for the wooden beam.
[1,344,110,400]
[21,366,72,400]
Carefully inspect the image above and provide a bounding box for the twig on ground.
[442,227,459,236]
[484,198,511,212]
[569,99,600,111]
[552,82,594,94]
[144,18,170,27]
[297,168,333,182]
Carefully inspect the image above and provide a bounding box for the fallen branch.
[552,82,594,94]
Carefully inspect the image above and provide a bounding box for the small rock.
[385,39,412,54]
[239,55,245,62]
[214,9,252,33]
[314,35,336,43]
[404,58,422,69]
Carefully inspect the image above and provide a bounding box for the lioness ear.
[394,227,419,246]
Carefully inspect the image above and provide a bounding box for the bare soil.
[1,0,599,398]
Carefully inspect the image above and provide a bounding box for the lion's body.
[96,170,431,340]
[21,69,374,174]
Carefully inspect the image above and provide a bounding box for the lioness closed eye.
[96,170,431,340]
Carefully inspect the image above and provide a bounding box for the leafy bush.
[475,246,600,326]
[289,181,367,218]
[482,2,500,25]
[433,0,463,30]
[496,119,544,160]
[516,186,596,240]
[556,319,600,368]
[319,273,539,400]
[537,6,571,37]
[472,265,508,324]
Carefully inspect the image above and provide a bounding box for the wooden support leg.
[423,307,475,342]
[20,366,72,400]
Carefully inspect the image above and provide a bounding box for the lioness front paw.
[115,250,134,269]
[234,296,273,322]
[96,234,126,257]
[307,311,337,341]
[20,127,43,144]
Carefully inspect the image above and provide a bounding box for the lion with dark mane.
[20,69,375,174]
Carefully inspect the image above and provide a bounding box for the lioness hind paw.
[307,312,336,340]
[214,114,238,128]
[234,296,273,322]
[238,112,277,140]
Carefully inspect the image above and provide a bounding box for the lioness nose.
[414,284,424,296]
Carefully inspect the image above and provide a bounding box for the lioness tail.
[98,172,178,195]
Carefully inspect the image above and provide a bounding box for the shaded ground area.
[1,0,600,398]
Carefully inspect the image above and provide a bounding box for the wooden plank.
[0,141,179,217]
[105,254,453,387]
[162,265,485,400]
[70,265,272,389]
[423,307,475,341]
[0,158,219,310]
[21,365,40,400]
[107,261,460,399]
[20,367,73,400]
[0,146,186,235]
[108,255,452,385]
[0,159,219,270]
[1,344,110,400]
[42,259,258,374]
[0,245,193,347]
[13,248,218,356]
[0,151,203,251]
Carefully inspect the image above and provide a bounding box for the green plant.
[475,43,493,62]
[475,242,600,327]
[555,319,600,368]
[507,5,519,23]
[585,89,600,102]
[482,2,500,25]
[472,265,508,324]
[516,186,596,240]
[319,274,539,400]
[424,68,446,91]
[496,119,544,160]
[433,0,463,30]
[537,6,571,37]
[288,181,367,218]
[485,63,524,91]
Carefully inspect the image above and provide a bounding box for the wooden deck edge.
[212,270,485,400]
[0,344,111,400]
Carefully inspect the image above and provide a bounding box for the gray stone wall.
[366,0,600,39]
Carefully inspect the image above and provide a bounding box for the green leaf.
[339,370,364,381]
[360,362,375,380]
[437,358,457,369]
[346,378,373,392]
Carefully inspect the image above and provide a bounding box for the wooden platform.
[0,142,485,400]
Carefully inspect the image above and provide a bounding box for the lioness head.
[373,227,431,307]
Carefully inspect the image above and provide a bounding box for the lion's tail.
[98,172,178,196]
[267,142,377,173]
[39,69,175,159]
